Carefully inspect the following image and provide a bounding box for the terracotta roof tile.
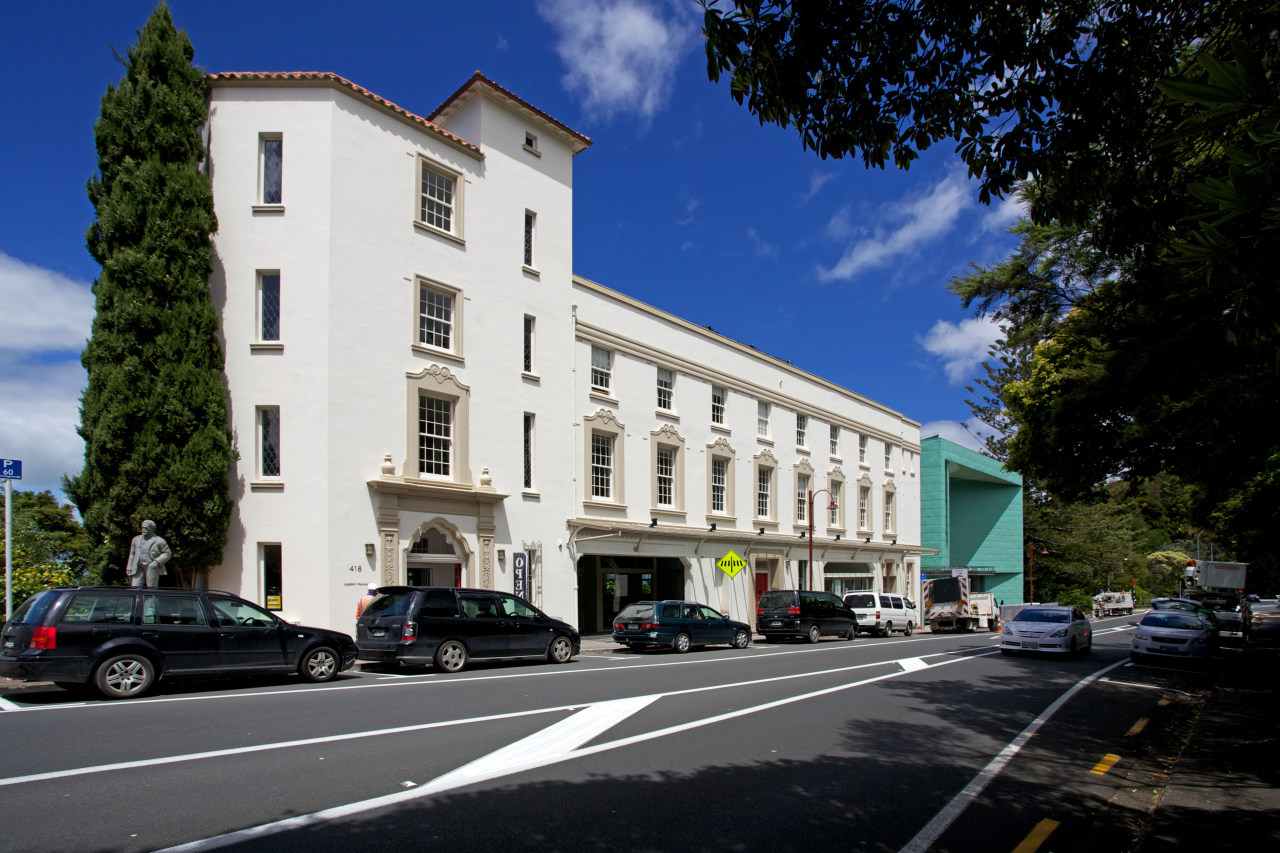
[430,70,592,154]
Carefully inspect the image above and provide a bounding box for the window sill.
[796,446,810,456]
[583,499,627,512]
[250,480,284,492]
[250,342,284,353]
[413,220,465,246]
[757,436,774,446]
[521,371,540,384]
[710,424,731,435]
[830,455,843,464]
[589,390,617,405]
[650,508,686,520]
[522,265,540,279]
[655,409,679,422]
[523,144,542,158]
[706,514,737,524]
[252,204,285,215]
[859,463,871,470]
[522,489,541,500]
[411,343,464,365]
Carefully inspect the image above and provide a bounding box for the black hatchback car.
[0,586,358,699]
[612,600,752,652]
[757,589,858,643]
[355,586,580,673]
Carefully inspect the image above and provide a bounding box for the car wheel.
[93,652,156,700]
[904,621,914,637]
[1069,637,1079,656]
[548,634,574,664]
[435,640,468,673]
[807,624,821,644]
[846,624,857,641]
[299,646,340,682]
[883,621,894,638]
[1000,648,1012,655]
[732,629,751,649]
[674,632,692,653]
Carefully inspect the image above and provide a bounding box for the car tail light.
[756,608,764,617]
[639,622,658,630]
[30,627,57,649]
[614,623,624,631]
[875,610,881,619]
[400,620,417,643]
[788,606,800,615]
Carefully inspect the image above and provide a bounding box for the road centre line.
[898,658,1127,853]
[1099,677,1203,698]
[156,651,990,852]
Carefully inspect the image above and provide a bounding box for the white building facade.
[206,71,923,634]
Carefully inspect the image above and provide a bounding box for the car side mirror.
[721,612,730,620]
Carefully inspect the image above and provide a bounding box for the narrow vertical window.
[420,165,455,232]
[829,425,840,456]
[829,482,842,526]
[711,386,726,425]
[261,544,283,611]
[258,406,280,478]
[260,134,282,205]
[524,210,536,267]
[859,435,868,464]
[258,272,280,341]
[884,491,895,532]
[523,316,535,373]
[418,394,453,477]
[859,485,870,529]
[885,443,893,469]
[796,414,808,447]
[757,467,772,518]
[796,474,809,522]
[419,285,453,350]
[591,433,613,498]
[590,347,612,393]
[757,401,770,437]
[711,458,727,513]
[523,413,534,490]
[656,446,675,506]
[656,368,673,410]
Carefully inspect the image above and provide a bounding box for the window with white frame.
[707,437,736,519]
[711,457,727,513]
[858,484,871,530]
[829,480,842,527]
[711,385,726,425]
[757,466,773,519]
[829,425,840,457]
[261,543,282,610]
[523,210,536,267]
[417,279,461,355]
[258,406,280,478]
[418,158,460,236]
[796,474,809,522]
[656,368,673,410]
[591,433,613,499]
[883,487,896,533]
[590,346,613,393]
[257,271,280,341]
[656,446,675,507]
[885,443,893,469]
[523,413,534,490]
[418,394,453,477]
[258,134,282,205]
[523,316,535,374]
[523,131,539,154]
[859,434,868,464]
[796,414,808,448]
[757,401,770,438]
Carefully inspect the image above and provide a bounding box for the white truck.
[1185,560,1248,592]
[1092,591,1134,617]
[1184,560,1251,641]
[924,575,998,633]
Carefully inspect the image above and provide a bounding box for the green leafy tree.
[64,3,234,587]
[1,490,90,607]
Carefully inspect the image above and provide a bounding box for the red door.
[754,572,770,630]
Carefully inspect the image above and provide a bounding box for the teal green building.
[920,437,1023,605]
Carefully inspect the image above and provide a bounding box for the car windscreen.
[1141,613,1205,630]
[844,594,876,608]
[7,589,62,625]
[758,591,797,609]
[364,591,413,618]
[1014,609,1070,623]
[616,603,654,620]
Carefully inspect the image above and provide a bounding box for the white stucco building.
[205,71,922,634]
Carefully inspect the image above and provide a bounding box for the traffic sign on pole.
[1,459,21,479]
[4,460,19,620]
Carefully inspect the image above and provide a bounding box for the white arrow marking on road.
[898,657,930,673]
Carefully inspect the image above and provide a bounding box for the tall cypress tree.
[65,3,234,586]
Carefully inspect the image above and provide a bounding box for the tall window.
[829,481,842,526]
[523,210,536,267]
[590,347,612,393]
[523,413,534,490]
[419,161,456,233]
[257,272,280,341]
[757,466,772,518]
[418,394,453,477]
[258,406,280,478]
[259,134,282,205]
[829,425,840,456]
[796,474,809,522]
[885,443,893,469]
[656,368,673,410]
[859,485,871,530]
[859,435,868,464]
[261,544,282,611]
[591,433,613,498]
[884,490,896,532]
[419,283,454,351]
[757,401,770,437]
[656,446,675,506]
[711,386,726,425]
[523,316,535,373]
[711,457,727,513]
[796,414,808,447]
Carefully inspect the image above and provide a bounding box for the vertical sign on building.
[513,551,529,602]
[2,459,22,619]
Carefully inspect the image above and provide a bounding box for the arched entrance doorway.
[406,526,464,587]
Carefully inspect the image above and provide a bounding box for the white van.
[843,592,917,637]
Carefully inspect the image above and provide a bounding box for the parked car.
[356,586,579,673]
[0,586,357,699]
[756,589,857,643]
[1150,597,1222,638]
[1245,593,1261,603]
[999,605,1093,656]
[612,600,751,652]
[1130,610,1215,664]
[843,592,917,636]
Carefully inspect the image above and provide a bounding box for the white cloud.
[919,420,984,452]
[538,0,698,123]
[746,227,777,258]
[817,170,973,282]
[799,171,837,202]
[978,191,1028,235]
[0,252,94,352]
[916,315,1003,384]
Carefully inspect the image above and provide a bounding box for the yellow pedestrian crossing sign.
[717,550,747,578]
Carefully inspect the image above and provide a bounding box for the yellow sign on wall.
[717,550,747,578]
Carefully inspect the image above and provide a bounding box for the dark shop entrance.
[577,554,687,634]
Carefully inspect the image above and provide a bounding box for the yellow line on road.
[1012,819,1060,853]
[1091,753,1121,775]
[1126,717,1149,736]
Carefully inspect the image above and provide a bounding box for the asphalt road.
[0,614,1224,853]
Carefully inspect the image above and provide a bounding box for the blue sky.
[0,0,1021,502]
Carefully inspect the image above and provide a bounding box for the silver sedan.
[999,605,1093,656]
[1130,611,1214,664]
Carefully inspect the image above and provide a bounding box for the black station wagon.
[0,586,358,699]
[355,586,580,673]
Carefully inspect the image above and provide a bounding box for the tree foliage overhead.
[64,3,234,585]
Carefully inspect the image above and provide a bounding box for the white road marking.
[1099,677,1203,697]
[0,695,23,712]
[897,658,1128,853]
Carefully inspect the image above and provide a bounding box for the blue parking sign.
[1,459,20,480]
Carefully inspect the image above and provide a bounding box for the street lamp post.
[807,489,839,591]
[1027,541,1048,603]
